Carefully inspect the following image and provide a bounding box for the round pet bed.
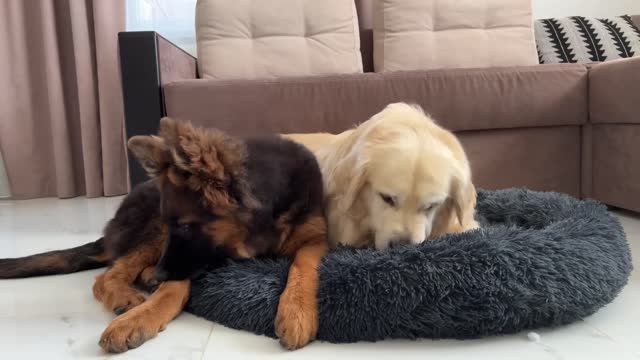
[186,188,632,342]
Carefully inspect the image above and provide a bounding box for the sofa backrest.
[355,1,640,72]
[196,0,363,80]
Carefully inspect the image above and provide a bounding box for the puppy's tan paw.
[93,274,147,315]
[99,309,161,353]
[109,289,147,315]
[275,289,318,350]
[136,266,160,293]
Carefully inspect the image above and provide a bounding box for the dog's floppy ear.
[127,135,170,177]
[449,163,475,227]
[328,147,368,215]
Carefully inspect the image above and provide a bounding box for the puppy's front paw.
[111,290,147,315]
[93,276,147,315]
[99,308,163,353]
[275,288,318,350]
[136,266,160,293]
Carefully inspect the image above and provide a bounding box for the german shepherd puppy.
[0,118,328,353]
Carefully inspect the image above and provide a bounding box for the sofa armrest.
[118,31,197,187]
[589,56,640,125]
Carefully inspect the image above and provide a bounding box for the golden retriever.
[284,103,479,250]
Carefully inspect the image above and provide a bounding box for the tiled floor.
[0,196,638,360]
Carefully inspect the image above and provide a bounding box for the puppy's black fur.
[156,136,325,281]
[0,135,324,282]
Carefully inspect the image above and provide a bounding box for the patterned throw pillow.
[535,15,640,64]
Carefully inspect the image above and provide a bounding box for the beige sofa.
[117,6,640,213]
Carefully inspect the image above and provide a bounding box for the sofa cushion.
[592,124,640,213]
[590,56,640,124]
[163,64,587,134]
[195,0,362,80]
[461,127,581,197]
[372,0,538,72]
[535,15,640,64]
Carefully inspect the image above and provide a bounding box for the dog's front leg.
[99,279,190,353]
[275,215,328,350]
[92,245,160,315]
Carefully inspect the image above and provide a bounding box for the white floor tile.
[0,312,112,360]
[584,284,640,358]
[0,269,103,318]
[0,312,212,360]
[202,324,554,360]
[533,320,638,360]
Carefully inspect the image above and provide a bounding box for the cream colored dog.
[284,103,479,250]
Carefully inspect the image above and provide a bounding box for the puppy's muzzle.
[155,221,201,281]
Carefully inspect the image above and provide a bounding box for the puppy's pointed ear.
[158,117,210,172]
[158,117,180,145]
[127,135,170,177]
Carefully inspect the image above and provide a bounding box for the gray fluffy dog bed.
[186,188,632,342]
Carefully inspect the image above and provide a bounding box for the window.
[126,0,197,55]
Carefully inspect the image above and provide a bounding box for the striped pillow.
[535,15,640,64]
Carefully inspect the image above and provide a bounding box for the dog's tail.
[0,237,109,279]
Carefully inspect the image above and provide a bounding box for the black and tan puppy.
[0,118,328,352]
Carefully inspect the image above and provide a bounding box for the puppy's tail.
[0,237,109,279]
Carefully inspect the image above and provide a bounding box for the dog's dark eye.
[379,193,396,207]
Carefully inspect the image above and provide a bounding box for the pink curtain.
[0,0,128,199]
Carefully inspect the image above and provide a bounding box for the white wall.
[0,150,10,199]
[533,0,640,19]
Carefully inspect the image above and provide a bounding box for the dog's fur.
[0,118,328,352]
[284,103,479,250]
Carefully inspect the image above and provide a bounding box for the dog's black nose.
[171,222,193,237]
[154,269,169,282]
